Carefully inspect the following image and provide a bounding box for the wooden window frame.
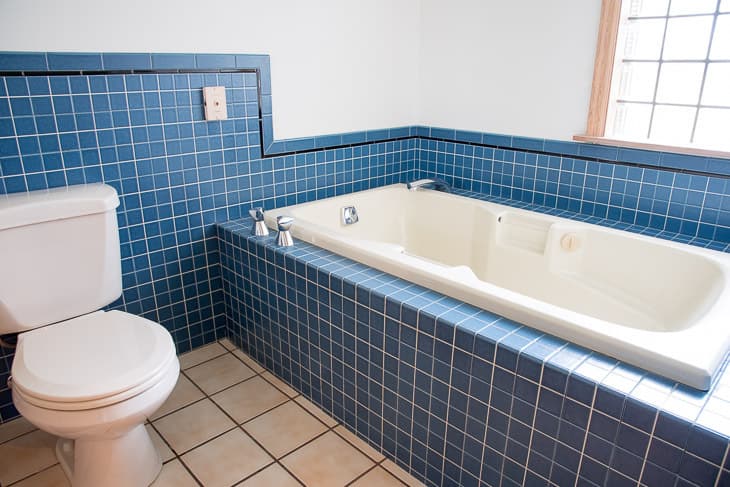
[574,0,730,159]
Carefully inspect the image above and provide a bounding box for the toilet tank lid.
[0,183,119,231]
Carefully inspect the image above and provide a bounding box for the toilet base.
[56,424,162,487]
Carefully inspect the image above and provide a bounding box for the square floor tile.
[150,373,205,420]
[295,396,338,427]
[179,342,227,370]
[151,459,198,487]
[261,371,299,397]
[281,431,374,487]
[0,429,58,485]
[244,401,327,458]
[146,424,174,463]
[11,464,69,487]
[153,398,235,454]
[182,428,272,487]
[0,417,36,444]
[334,425,385,462]
[232,349,266,373]
[350,466,408,486]
[382,459,425,486]
[185,353,255,395]
[212,376,288,424]
[218,338,236,351]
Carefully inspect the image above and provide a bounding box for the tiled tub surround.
[219,218,730,487]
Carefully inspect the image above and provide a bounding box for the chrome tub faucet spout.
[406,178,452,192]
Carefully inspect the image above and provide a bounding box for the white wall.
[0,0,603,142]
[419,0,602,140]
[0,0,422,140]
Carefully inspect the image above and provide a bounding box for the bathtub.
[264,184,730,390]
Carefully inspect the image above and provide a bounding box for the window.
[578,0,730,156]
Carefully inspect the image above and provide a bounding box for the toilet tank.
[0,184,122,334]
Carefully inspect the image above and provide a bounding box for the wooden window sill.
[573,135,730,161]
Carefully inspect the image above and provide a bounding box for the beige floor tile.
[146,424,174,463]
[0,417,36,444]
[295,396,338,427]
[382,459,425,487]
[182,429,272,487]
[350,466,408,486]
[261,371,299,397]
[153,398,235,454]
[236,463,300,487]
[232,349,266,373]
[151,459,198,487]
[150,373,205,420]
[333,425,385,462]
[11,464,69,487]
[0,429,58,485]
[218,337,237,350]
[179,342,227,369]
[244,401,327,458]
[186,354,255,395]
[212,376,288,424]
[281,431,374,487]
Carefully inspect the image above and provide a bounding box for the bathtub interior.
[270,185,726,333]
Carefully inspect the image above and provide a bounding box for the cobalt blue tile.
[685,426,726,465]
[389,127,410,138]
[660,152,708,172]
[618,147,661,166]
[151,53,196,70]
[454,130,482,144]
[0,52,47,71]
[47,53,103,71]
[544,139,581,156]
[647,437,683,472]
[621,398,655,432]
[315,134,341,149]
[194,54,236,69]
[707,158,730,176]
[642,462,678,487]
[102,53,152,70]
[578,143,618,161]
[483,133,512,147]
[512,136,544,151]
[430,127,456,140]
[341,130,368,144]
[366,129,389,142]
[678,454,719,486]
[6,77,29,96]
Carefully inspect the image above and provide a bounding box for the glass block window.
[606,0,730,150]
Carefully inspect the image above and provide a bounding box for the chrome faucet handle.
[249,207,265,221]
[249,207,269,236]
[276,216,294,247]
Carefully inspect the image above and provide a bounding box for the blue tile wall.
[0,52,418,422]
[416,137,730,247]
[219,219,730,487]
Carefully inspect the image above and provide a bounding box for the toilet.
[0,184,180,487]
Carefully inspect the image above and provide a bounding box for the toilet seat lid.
[12,310,176,403]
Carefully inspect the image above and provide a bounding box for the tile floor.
[0,339,423,487]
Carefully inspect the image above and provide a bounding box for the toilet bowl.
[11,310,179,487]
[0,183,180,486]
